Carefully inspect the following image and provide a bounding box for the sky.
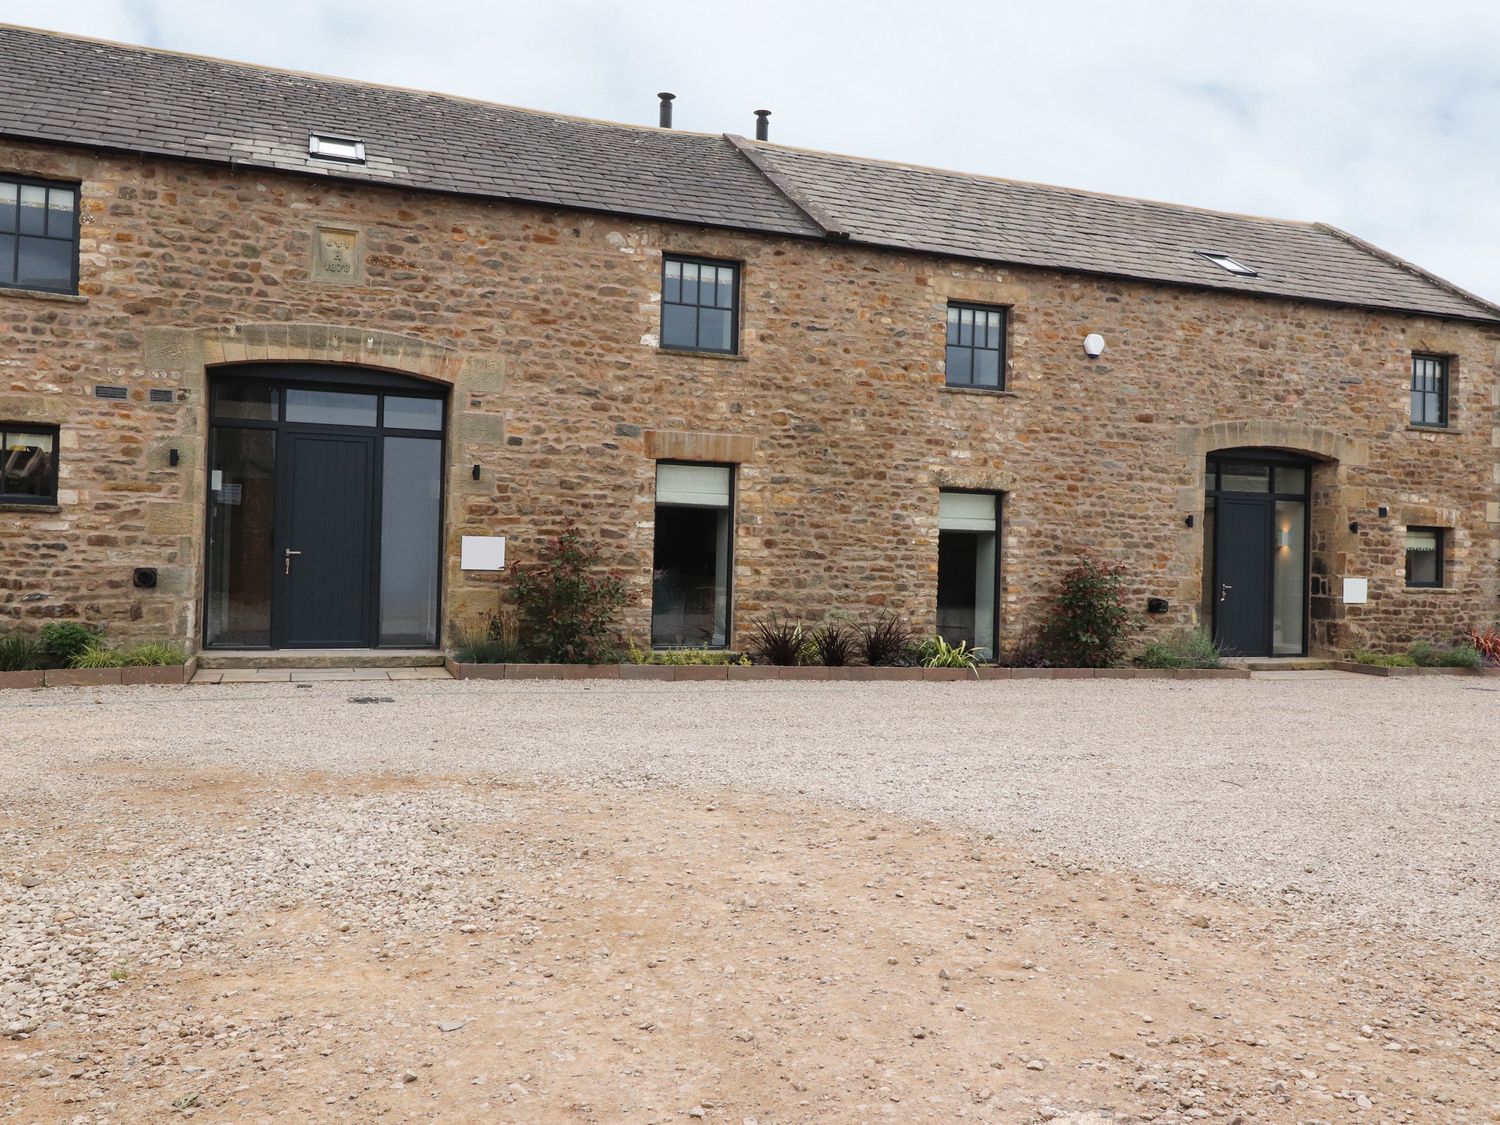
[5,0,1500,300]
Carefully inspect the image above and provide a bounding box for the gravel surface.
[3,672,1496,955]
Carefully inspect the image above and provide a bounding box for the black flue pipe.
[754,109,771,141]
[658,92,675,128]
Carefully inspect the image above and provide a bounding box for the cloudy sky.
[6,0,1500,299]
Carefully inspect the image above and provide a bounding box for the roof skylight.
[308,133,366,164]
[1198,251,1257,277]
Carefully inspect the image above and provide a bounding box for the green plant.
[1408,641,1483,669]
[0,632,45,672]
[1040,557,1135,668]
[1354,650,1417,668]
[452,611,523,664]
[1469,626,1500,665]
[510,527,630,664]
[71,643,126,669]
[625,643,748,666]
[38,622,99,667]
[809,622,856,667]
[121,643,188,667]
[858,612,914,666]
[919,636,980,670]
[996,626,1050,668]
[748,617,807,666]
[109,965,128,982]
[1138,627,1223,670]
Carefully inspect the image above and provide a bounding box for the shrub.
[120,643,188,667]
[996,626,1050,668]
[809,622,856,667]
[1138,628,1223,670]
[1408,641,1483,669]
[511,527,630,664]
[1040,557,1135,668]
[858,612,914,667]
[0,632,44,672]
[1354,650,1416,668]
[625,644,747,666]
[748,617,807,666]
[1469,625,1500,665]
[38,622,99,667]
[919,636,980,670]
[71,643,126,669]
[452,611,522,664]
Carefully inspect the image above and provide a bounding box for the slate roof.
[2,23,1496,323]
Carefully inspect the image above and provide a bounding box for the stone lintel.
[644,430,757,463]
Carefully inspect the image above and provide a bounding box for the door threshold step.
[197,648,446,670]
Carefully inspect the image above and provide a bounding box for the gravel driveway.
[3,672,1496,954]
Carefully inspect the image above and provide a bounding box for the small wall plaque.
[311,224,363,284]
[461,535,506,571]
[1342,577,1369,604]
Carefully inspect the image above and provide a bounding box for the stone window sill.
[0,287,87,305]
[658,347,748,363]
[942,384,1018,399]
[0,502,61,513]
[1400,585,1460,594]
[1406,425,1459,435]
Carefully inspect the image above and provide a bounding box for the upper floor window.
[0,176,79,294]
[1404,526,1443,588]
[661,255,738,353]
[945,303,1006,389]
[1,425,59,504]
[1410,353,1449,427]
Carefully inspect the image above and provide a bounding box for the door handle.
[1219,583,1232,603]
[284,548,302,576]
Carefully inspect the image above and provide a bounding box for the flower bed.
[0,660,197,690]
[443,659,1252,682]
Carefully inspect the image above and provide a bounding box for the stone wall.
[1,138,1496,655]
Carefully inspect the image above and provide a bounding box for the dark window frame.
[660,253,741,355]
[0,422,61,505]
[936,487,1003,658]
[0,173,82,295]
[1404,525,1445,589]
[650,459,736,649]
[1410,353,1450,428]
[944,301,1008,390]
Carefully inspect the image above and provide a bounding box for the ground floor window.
[652,462,732,647]
[1,424,58,504]
[1405,527,1443,587]
[936,490,998,657]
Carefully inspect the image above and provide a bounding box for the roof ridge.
[722,134,848,240]
[1313,223,1500,322]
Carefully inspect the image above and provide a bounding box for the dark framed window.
[1410,353,1449,427]
[1404,527,1443,588]
[661,255,738,353]
[652,462,734,648]
[1,424,59,504]
[0,176,80,294]
[945,303,1006,389]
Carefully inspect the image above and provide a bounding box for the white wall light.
[1083,333,1105,359]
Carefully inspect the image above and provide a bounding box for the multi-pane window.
[661,256,738,353]
[0,425,59,504]
[0,177,79,293]
[1410,354,1449,427]
[945,303,1006,388]
[1404,527,1443,588]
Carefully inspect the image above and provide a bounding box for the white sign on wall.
[460,535,506,571]
[1342,577,1369,604]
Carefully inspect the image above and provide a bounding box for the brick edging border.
[442,658,1254,682]
[0,659,198,691]
[1330,661,1491,678]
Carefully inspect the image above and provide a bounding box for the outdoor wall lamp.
[169,448,179,467]
[1378,505,1389,518]
[1083,333,1106,359]
[472,464,481,481]
[1184,514,1195,528]
[1277,527,1291,549]
[1349,521,1360,533]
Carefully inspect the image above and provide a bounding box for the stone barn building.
[1,24,1497,661]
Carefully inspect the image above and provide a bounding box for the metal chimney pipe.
[754,109,771,141]
[658,92,675,128]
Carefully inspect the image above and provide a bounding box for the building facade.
[2,27,1498,659]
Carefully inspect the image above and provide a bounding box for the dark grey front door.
[1214,496,1272,656]
[276,433,375,647]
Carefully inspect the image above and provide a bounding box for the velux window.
[1405,527,1443,588]
[1,425,59,504]
[936,491,998,658]
[652,463,733,647]
[1410,354,1449,427]
[0,176,79,293]
[661,255,738,353]
[945,303,1006,389]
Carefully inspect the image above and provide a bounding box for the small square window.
[1404,526,1443,588]
[1410,353,1449,427]
[0,176,79,294]
[308,133,366,164]
[1198,251,1258,277]
[945,303,1007,389]
[1,424,59,504]
[661,255,739,353]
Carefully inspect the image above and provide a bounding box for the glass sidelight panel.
[937,491,998,657]
[205,427,277,646]
[1272,500,1305,655]
[379,436,443,646]
[652,463,732,647]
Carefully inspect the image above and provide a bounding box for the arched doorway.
[203,364,448,649]
[1201,448,1312,657]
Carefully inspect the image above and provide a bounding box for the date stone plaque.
[312,225,362,284]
